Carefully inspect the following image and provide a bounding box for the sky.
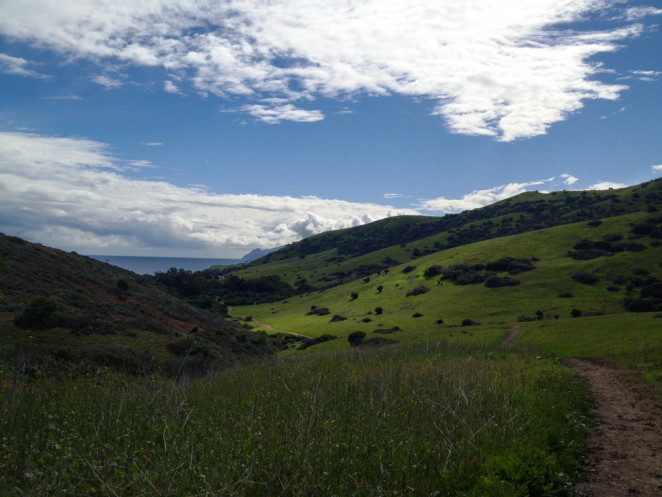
[1,1,661,258]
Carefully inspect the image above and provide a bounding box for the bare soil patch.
[564,357,662,496]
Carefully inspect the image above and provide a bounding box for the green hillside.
[229,179,662,290]
[233,210,662,384]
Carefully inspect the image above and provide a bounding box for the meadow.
[2,340,591,496]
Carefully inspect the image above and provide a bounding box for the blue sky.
[1,1,661,257]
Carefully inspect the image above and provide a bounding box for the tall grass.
[2,342,590,496]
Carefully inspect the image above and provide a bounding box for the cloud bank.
[0,132,414,257]
[0,0,654,140]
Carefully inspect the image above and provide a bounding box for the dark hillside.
[0,234,277,377]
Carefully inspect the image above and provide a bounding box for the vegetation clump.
[406,285,430,297]
[306,306,330,316]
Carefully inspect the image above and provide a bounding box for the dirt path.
[250,317,312,339]
[227,307,312,339]
[499,325,520,347]
[564,358,662,496]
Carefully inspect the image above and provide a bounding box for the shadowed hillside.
[0,234,277,377]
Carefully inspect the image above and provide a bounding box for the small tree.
[571,309,582,318]
[350,292,359,301]
[375,306,383,315]
[376,285,384,294]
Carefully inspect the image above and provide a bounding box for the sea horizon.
[87,255,242,275]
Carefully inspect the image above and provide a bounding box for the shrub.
[628,299,657,312]
[402,265,417,274]
[376,285,384,294]
[484,275,520,288]
[424,265,443,278]
[116,278,130,292]
[306,307,330,316]
[374,306,383,315]
[330,314,348,322]
[461,318,481,326]
[347,331,366,346]
[435,319,444,325]
[571,309,582,318]
[406,286,430,297]
[558,292,574,298]
[350,292,359,300]
[373,326,401,334]
[572,272,599,285]
[14,296,57,329]
[412,312,423,318]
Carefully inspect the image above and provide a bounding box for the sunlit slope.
[231,179,662,290]
[234,212,661,347]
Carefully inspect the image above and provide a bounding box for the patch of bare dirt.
[564,358,662,496]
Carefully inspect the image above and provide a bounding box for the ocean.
[88,255,242,275]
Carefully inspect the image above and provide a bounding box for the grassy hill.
[229,179,662,290]
[233,210,662,384]
[0,234,277,379]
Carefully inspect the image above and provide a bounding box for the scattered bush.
[424,265,443,278]
[406,286,430,297]
[412,312,423,318]
[329,314,348,322]
[571,309,582,318]
[484,275,520,288]
[435,319,444,325]
[374,306,383,315]
[306,307,330,316]
[347,331,366,346]
[461,318,481,326]
[402,265,417,274]
[350,292,359,301]
[572,272,599,285]
[558,292,573,298]
[373,327,401,334]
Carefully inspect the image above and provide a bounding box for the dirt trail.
[500,325,520,347]
[227,307,312,339]
[250,317,312,339]
[564,358,662,496]
[499,326,661,495]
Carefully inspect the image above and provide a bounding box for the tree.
[350,292,359,301]
[375,306,383,315]
[376,285,384,294]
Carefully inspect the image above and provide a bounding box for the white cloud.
[384,193,407,199]
[652,165,662,173]
[0,132,415,257]
[143,142,163,146]
[630,69,662,82]
[419,179,552,213]
[241,104,324,124]
[93,74,123,89]
[0,1,647,140]
[622,7,662,21]
[164,80,181,94]
[561,173,579,185]
[0,53,49,78]
[587,181,627,190]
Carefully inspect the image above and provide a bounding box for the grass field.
[2,341,592,496]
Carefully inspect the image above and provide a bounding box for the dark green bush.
[14,296,57,329]
[347,331,366,346]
